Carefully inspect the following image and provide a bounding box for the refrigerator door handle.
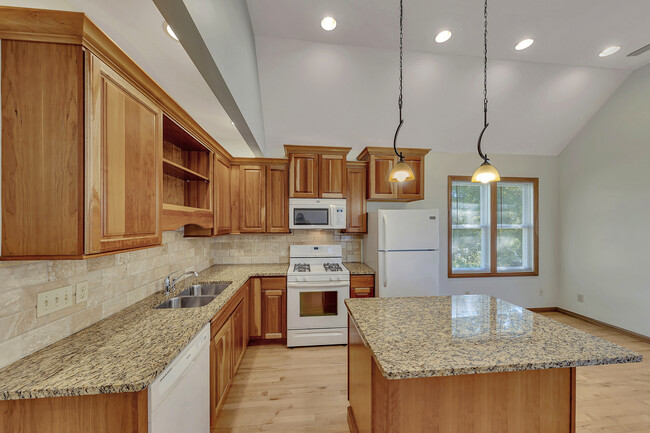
[383,252,388,288]
[382,214,387,251]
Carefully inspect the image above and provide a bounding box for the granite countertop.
[0,264,288,400]
[346,295,642,380]
[344,262,375,275]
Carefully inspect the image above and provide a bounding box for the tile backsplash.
[0,229,361,369]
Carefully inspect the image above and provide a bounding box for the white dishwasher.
[148,324,210,433]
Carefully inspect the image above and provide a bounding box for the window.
[448,176,538,277]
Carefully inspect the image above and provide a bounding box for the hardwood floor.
[213,312,649,433]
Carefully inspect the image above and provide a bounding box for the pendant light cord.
[477,0,490,163]
[392,0,405,162]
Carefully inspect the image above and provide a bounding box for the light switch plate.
[37,285,74,317]
[76,281,89,303]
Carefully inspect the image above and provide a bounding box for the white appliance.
[364,209,440,297]
[149,324,210,433]
[289,198,346,230]
[287,245,350,347]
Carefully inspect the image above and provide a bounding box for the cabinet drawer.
[261,277,287,290]
[351,275,374,288]
[351,287,374,298]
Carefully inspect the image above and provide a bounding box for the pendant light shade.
[387,0,414,183]
[389,159,415,182]
[471,160,500,183]
[471,0,500,184]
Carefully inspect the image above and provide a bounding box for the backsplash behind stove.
[213,230,362,264]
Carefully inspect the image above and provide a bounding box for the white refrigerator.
[364,209,439,297]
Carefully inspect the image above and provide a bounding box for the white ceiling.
[247,0,650,70]
[4,0,253,157]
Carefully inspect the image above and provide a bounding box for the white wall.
[366,152,560,308]
[558,63,650,336]
[255,36,628,158]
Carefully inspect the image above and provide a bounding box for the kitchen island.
[346,295,642,433]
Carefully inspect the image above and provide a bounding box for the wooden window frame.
[447,176,539,278]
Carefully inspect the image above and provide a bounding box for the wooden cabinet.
[249,277,286,341]
[350,275,375,298]
[266,165,290,233]
[239,165,266,233]
[285,145,351,199]
[210,317,233,425]
[319,154,347,198]
[232,299,247,371]
[288,153,319,198]
[86,53,163,253]
[214,155,231,235]
[357,147,429,202]
[344,162,368,233]
[1,40,85,258]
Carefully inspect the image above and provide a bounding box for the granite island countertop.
[0,264,288,400]
[343,262,375,275]
[345,295,642,380]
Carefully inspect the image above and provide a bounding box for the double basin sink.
[155,282,231,309]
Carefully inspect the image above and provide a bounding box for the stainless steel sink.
[178,283,231,297]
[155,295,216,309]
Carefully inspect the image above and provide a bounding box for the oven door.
[287,282,348,330]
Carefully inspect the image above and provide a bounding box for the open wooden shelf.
[163,158,210,182]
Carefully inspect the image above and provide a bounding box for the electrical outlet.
[76,281,89,303]
[538,289,544,296]
[37,285,74,317]
[577,294,584,303]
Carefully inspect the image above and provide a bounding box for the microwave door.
[292,208,329,228]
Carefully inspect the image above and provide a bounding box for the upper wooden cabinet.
[344,162,368,234]
[266,165,290,233]
[357,147,430,202]
[239,165,266,233]
[86,54,163,254]
[214,155,231,235]
[285,145,351,199]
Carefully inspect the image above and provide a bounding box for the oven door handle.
[287,282,349,289]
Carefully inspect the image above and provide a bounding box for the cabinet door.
[345,164,367,233]
[232,300,247,371]
[210,318,233,425]
[214,155,231,235]
[319,154,347,198]
[266,164,290,233]
[262,289,286,339]
[368,155,398,200]
[1,40,84,257]
[350,275,375,298]
[86,54,162,253]
[289,153,319,198]
[239,165,266,233]
[249,278,262,339]
[397,156,424,201]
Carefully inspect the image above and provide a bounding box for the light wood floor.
[212,312,649,433]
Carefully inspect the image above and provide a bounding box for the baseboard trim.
[528,307,650,344]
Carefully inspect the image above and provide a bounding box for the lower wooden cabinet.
[350,275,375,298]
[231,299,247,371]
[249,277,287,341]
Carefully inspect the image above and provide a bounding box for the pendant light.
[388,0,415,183]
[471,0,500,183]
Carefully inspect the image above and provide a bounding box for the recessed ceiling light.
[231,121,235,126]
[599,46,620,57]
[435,30,452,43]
[321,16,337,31]
[515,38,534,51]
[163,21,178,41]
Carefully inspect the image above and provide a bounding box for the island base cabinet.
[347,320,576,433]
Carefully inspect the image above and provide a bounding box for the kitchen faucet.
[164,270,198,295]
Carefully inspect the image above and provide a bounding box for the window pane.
[497,229,523,269]
[497,185,523,225]
[451,183,481,225]
[452,229,485,271]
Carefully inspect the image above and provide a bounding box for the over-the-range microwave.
[289,198,346,230]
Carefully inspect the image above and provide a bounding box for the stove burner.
[323,263,343,272]
[293,263,311,272]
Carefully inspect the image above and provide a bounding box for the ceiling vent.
[627,43,650,57]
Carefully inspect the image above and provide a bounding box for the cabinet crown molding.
[284,144,351,157]
[356,147,431,161]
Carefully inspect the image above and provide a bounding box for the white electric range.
[286,245,350,347]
